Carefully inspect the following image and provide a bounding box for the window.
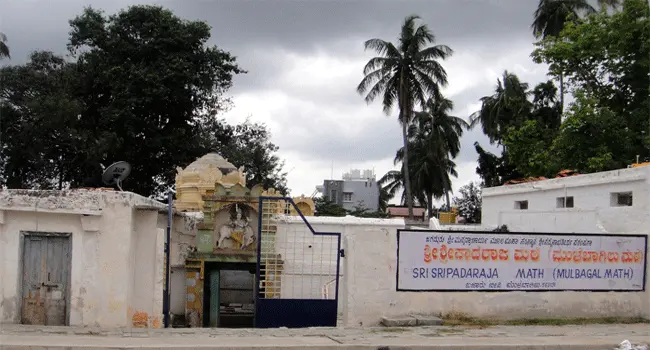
[556,196,574,208]
[330,190,337,203]
[514,200,528,210]
[611,192,633,207]
[343,192,353,202]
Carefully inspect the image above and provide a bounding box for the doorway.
[203,262,255,328]
[21,232,72,326]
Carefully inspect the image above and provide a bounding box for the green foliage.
[0,32,9,59]
[503,120,556,178]
[1,52,82,189]
[474,0,649,185]
[472,77,560,185]
[531,0,596,40]
[395,97,468,214]
[453,182,482,224]
[217,119,289,195]
[532,0,650,162]
[65,5,244,196]
[550,90,634,172]
[470,71,533,145]
[0,5,288,197]
[314,197,347,217]
[314,197,389,218]
[347,202,390,218]
[474,142,503,187]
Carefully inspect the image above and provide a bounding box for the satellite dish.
[102,161,131,191]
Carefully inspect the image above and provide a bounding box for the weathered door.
[21,232,71,326]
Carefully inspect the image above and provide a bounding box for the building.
[317,169,380,211]
[0,153,318,329]
[0,188,180,328]
[171,153,320,328]
[481,165,650,233]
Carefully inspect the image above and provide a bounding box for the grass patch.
[440,311,650,326]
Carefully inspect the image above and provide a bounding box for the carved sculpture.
[216,204,255,250]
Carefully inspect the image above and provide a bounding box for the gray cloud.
[2,0,540,62]
[2,0,549,194]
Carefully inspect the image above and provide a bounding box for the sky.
[0,0,554,204]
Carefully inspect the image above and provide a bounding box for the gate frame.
[254,196,342,328]
[18,231,73,326]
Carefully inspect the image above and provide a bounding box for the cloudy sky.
[1,0,553,204]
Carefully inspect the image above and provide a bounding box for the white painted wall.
[0,190,169,328]
[274,216,408,318]
[341,221,650,327]
[482,167,650,234]
[167,213,198,317]
[274,216,348,313]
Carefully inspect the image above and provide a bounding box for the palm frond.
[0,32,10,59]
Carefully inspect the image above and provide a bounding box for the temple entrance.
[203,262,256,328]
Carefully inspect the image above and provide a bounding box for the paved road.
[1,323,649,349]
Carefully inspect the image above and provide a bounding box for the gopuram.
[173,153,314,327]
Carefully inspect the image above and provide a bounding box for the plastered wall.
[0,190,167,328]
[342,222,650,327]
[482,167,650,234]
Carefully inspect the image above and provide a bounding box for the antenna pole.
[116,178,124,191]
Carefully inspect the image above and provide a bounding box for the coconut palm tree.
[416,97,468,209]
[395,97,467,216]
[377,170,426,211]
[0,32,9,59]
[357,15,453,219]
[469,71,531,145]
[378,170,405,204]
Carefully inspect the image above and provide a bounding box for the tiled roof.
[504,170,580,185]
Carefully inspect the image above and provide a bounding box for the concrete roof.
[0,189,166,215]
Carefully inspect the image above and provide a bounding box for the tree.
[66,5,245,196]
[470,71,532,145]
[0,32,9,59]
[357,15,453,219]
[345,202,390,218]
[453,182,482,224]
[396,97,468,216]
[378,170,405,204]
[471,73,562,185]
[532,0,650,166]
[314,197,347,217]
[531,0,596,111]
[549,89,634,173]
[501,80,562,178]
[377,185,391,213]
[217,119,288,195]
[0,6,283,198]
[0,52,82,190]
[474,142,502,187]
[502,120,556,178]
[377,170,428,209]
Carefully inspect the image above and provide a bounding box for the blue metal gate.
[255,196,341,328]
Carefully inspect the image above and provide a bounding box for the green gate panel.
[209,269,220,327]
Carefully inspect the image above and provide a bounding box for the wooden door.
[21,233,71,326]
